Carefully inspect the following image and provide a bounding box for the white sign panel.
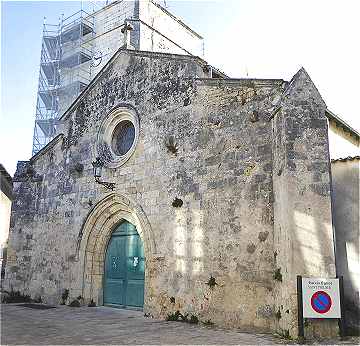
[302,278,341,318]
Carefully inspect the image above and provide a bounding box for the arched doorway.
[76,193,157,308]
[104,220,145,308]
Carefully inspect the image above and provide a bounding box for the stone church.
[5,46,357,338]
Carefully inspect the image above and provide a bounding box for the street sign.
[310,291,332,314]
[302,278,341,318]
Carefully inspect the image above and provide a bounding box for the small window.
[111,120,135,156]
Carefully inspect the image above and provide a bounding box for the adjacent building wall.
[138,0,203,56]
[327,110,359,334]
[328,119,359,160]
[331,157,360,333]
[0,164,13,282]
[0,191,11,248]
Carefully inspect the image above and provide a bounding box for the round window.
[96,106,140,168]
[111,120,135,156]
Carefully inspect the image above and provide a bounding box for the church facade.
[5,49,339,337]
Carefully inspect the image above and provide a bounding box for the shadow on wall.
[331,159,360,335]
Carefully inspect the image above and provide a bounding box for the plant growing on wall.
[172,198,183,208]
[2,290,32,304]
[189,315,199,324]
[277,329,292,340]
[88,299,96,307]
[202,319,214,326]
[166,310,199,325]
[249,110,259,123]
[244,164,256,176]
[206,276,218,288]
[165,136,178,154]
[33,295,42,303]
[273,268,283,282]
[60,289,69,305]
[166,310,182,321]
[68,299,80,307]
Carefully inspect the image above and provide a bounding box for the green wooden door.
[103,221,145,308]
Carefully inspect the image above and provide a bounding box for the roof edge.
[326,109,360,140]
[331,155,360,163]
[0,163,13,200]
[0,163,13,184]
[196,78,286,87]
[30,134,64,163]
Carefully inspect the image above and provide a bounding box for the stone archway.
[76,193,157,306]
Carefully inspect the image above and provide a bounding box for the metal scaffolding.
[32,10,95,155]
[31,0,205,156]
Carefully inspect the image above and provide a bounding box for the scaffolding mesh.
[32,10,95,155]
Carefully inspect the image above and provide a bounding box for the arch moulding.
[76,192,159,304]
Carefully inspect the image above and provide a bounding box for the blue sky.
[1,0,359,175]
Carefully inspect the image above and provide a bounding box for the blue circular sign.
[311,291,332,314]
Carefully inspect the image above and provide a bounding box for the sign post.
[297,276,344,339]
[338,276,346,337]
[297,275,304,338]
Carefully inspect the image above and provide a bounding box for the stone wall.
[331,157,360,334]
[5,50,337,336]
[271,68,338,338]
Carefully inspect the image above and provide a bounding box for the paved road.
[1,304,358,345]
[1,304,280,345]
